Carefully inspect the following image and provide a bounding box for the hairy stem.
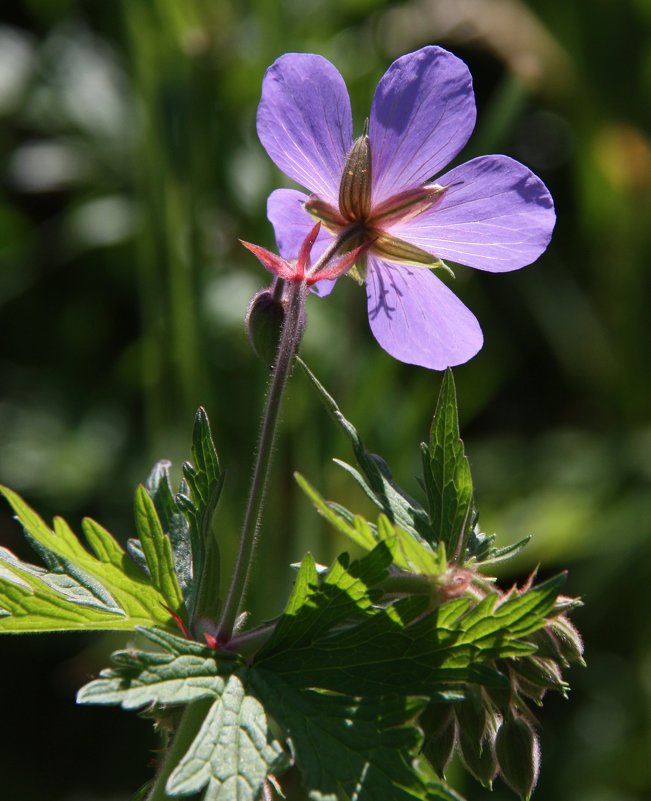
[217,226,360,643]
[379,571,435,596]
[217,280,308,642]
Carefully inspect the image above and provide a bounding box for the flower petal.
[267,188,338,296]
[369,47,476,205]
[257,53,353,203]
[366,256,483,369]
[390,155,555,272]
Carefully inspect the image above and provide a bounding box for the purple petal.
[257,53,352,203]
[369,47,476,205]
[366,256,483,369]
[390,155,556,272]
[267,188,338,296]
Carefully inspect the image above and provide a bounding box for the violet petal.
[391,155,556,272]
[257,53,353,203]
[369,46,476,205]
[366,256,483,369]
[267,188,338,296]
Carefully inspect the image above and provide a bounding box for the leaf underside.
[0,406,224,634]
[0,486,178,632]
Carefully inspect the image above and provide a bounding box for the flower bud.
[495,716,540,801]
[546,614,586,667]
[455,688,499,788]
[245,287,291,366]
[420,702,456,778]
[512,656,568,703]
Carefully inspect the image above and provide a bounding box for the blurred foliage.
[0,0,650,799]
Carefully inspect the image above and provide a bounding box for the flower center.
[304,129,457,280]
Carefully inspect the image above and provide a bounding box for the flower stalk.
[217,278,308,643]
[218,226,362,643]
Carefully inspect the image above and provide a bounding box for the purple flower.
[256,46,555,369]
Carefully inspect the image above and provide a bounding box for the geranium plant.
[0,46,581,801]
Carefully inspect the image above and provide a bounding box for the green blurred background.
[0,0,650,799]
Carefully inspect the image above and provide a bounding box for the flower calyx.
[240,222,370,287]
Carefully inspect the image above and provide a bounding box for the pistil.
[338,119,372,221]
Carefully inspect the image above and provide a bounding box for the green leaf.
[295,473,378,554]
[77,557,565,801]
[0,487,179,632]
[297,358,431,540]
[296,474,443,576]
[258,559,565,699]
[0,406,228,634]
[423,370,474,557]
[134,484,185,616]
[77,628,240,708]
[177,407,225,621]
[250,668,431,801]
[376,515,445,575]
[78,630,287,801]
[143,459,193,598]
[459,573,567,642]
[475,536,532,566]
[261,543,393,656]
[167,673,289,801]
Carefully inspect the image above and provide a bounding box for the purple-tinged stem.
[217,279,307,643]
[217,228,360,644]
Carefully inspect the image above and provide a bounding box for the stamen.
[304,195,346,233]
[371,183,449,227]
[372,230,447,270]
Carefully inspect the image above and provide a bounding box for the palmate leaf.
[77,628,240,708]
[128,408,225,621]
[0,486,183,632]
[167,674,289,801]
[78,629,288,801]
[262,542,391,656]
[131,459,193,600]
[249,668,435,801]
[258,546,566,698]
[79,546,567,801]
[0,406,226,635]
[298,360,525,570]
[80,626,438,801]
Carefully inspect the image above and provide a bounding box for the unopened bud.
[339,124,372,221]
[546,614,586,667]
[456,688,499,788]
[244,287,294,367]
[512,656,568,703]
[420,703,456,778]
[495,716,540,801]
